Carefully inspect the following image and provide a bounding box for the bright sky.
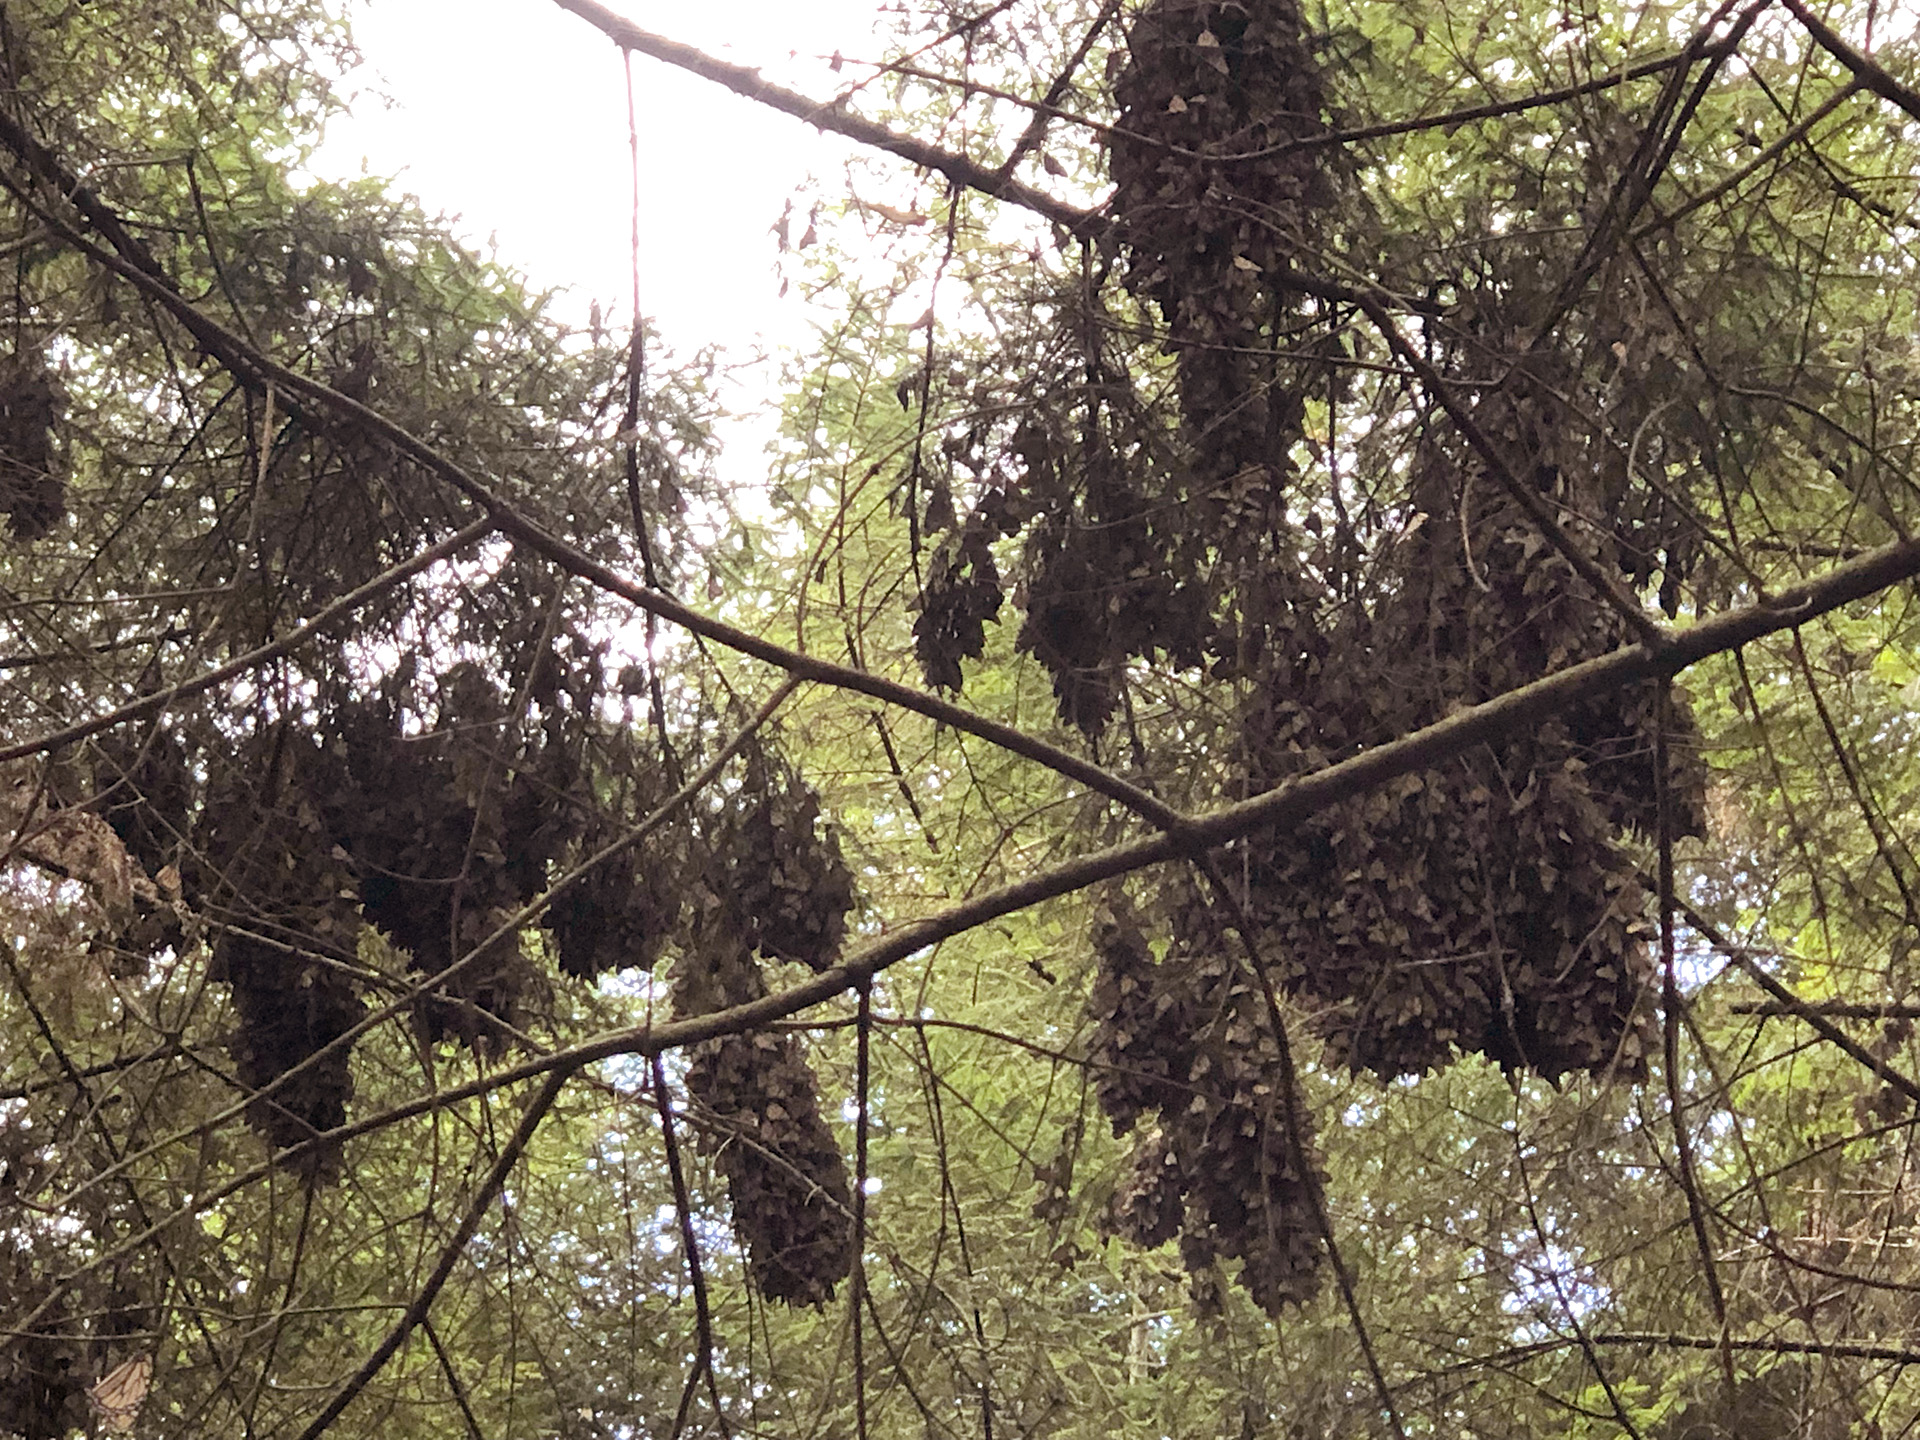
[320,0,886,357]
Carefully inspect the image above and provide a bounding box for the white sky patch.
[314,0,1072,630]
[320,0,888,355]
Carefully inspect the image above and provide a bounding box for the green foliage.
[12,0,1920,1436]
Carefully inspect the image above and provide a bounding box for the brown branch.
[0,126,1179,835]
[39,512,1920,1288]
[0,626,195,671]
[652,1052,727,1440]
[1252,41,1741,159]
[851,983,872,1440]
[1673,896,1920,1106]
[1656,694,1735,1398]
[1734,1002,1920,1018]
[290,1064,576,1440]
[0,1042,177,1100]
[1192,853,1409,1439]
[1436,1330,1920,1378]
[0,519,498,764]
[577,15,1728,188]
[421,1318,488,1440]
[111,520,1920,1174]
[1780,0,1920,125]
[1636,79,1863,238]
[545,0,1093,232]
[1334,285,1666,643]
[1598,1330,1920,1363]
[37,534,1920,1324]
[1511,1107,1645,1438]
[994,0,1124,179]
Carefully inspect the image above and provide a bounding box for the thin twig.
[1339,285,1664,642]
[1655,688,1735,1397]
[994,0,1124,179]
[1734,1001,1920,1018]
[422,1317,488,1440]
[852,981,873,1440]
[289,1064,577,1440]
[1669,894,1920,1106]
[653,1052,728,1440]
[1511,1106,1645,1439]
[0,518,499,763]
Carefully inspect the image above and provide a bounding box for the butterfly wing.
[84,1354,151,1436]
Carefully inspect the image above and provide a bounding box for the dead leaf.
[860,198,930,227]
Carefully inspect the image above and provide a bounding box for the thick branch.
[0,118,1178,832]
[592,535,1920,1054]
[1781,0,1920,124]
[546,0,1094,231]
[133,530,1920,1118]
[41,530,1920,1322]
[11,68,1920,1109]
[553,0,1727,220]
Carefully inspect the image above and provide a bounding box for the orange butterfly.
[85,1354,151,1436]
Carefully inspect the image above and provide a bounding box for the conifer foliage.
[5,0,1920,1434]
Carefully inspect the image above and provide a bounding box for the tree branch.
[545,0,1094,232]
[1336,285,1666,643]
[0,119,1179,832]
[290,1064,576,1440]
[0,518,498,765]
[1672,895,1920,1106]
[42,541,1920,1327]
[1781,0,1920,125]
[1733,1002,1920,1018]
[125,524,1920,1149]
[1431,1329,1920,1380]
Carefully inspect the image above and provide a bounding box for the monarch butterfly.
[84,1354,151,1436]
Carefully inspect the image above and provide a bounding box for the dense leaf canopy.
[6,0,1920,1436]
